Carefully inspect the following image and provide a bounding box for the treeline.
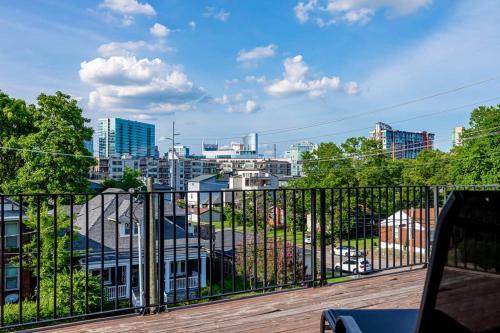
[291,105,500,189]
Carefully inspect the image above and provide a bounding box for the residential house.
[229,170,279,191]
[187,175,228,208]
[379,208,436,254]
[73,189,209,304]
[0,198,30,302]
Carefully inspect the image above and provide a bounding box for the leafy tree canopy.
[1,91,95,194]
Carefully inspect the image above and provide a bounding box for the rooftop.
[46,269,425,333]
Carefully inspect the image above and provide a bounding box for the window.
[5,265,19,291]
[121,221,139,237]
[5,221,19,249]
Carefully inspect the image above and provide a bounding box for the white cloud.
[99,0,155,26]
[149,23,170,38]
[344,81,360,95]
[188,21,196,31]
[204,7,230,21]
[237,44,277,62]
[97,40,173,56]
[214,95,229,105]
[245,75,267,84]
[266,55,352,98]
[245,100,260,113]
[294,0,430,26]
[294,0,317,23]
[214,93,260,113]
[79,56,204,114]
[99,0,156,16]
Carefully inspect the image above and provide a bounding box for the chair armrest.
[334,316,362,333]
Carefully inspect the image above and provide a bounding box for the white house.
[73,189,209,305]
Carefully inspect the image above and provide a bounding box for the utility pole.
[147,177,158,311]
[161,122,180,192]
[172,121,176,191]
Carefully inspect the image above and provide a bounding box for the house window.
[121,221,139,237]
[5,221,19,249]
[5,265,19,291]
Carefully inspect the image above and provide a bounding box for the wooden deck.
[41,269,426,333]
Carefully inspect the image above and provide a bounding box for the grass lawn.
[339,237,379,251]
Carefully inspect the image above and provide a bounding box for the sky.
[1,0,500,156]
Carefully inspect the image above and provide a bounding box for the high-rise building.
[98,118,155,158]
[202,133,259,158]
[168,145,191,158]
[285,141,317,177]
[452,126,465,147]
[84,139,94,156]
[369,122,434,160]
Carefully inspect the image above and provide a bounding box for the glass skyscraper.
[98,118,155,158]
[370,122,434,159]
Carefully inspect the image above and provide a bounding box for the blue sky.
[1,0,499,156]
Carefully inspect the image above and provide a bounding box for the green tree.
[0,91,35,186]
[450,105,500,184]
[102,167,145,191]
[3,91,94,194]
[401,149,451,185]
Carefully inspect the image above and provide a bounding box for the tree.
[450,105,500,184]
[2,91,95,194]
[235,235,304,288]
[0,91,35,186]
[102,167,145,191]
[401,149,451,185]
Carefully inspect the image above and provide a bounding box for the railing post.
[425,186,431,264]
[311,189,317,285]
[147,177,158,312]
[319,189,327,285]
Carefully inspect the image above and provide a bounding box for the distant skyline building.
[452,126,465,147]
[370,122,434,160]
[84,139,94,156]
[98,118,155,158]
[286,141,317,177]
[202,132,259,158]
[169,144,191,158]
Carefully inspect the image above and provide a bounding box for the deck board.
[40,269,425,333]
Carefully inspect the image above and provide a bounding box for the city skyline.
[1,0,500,156]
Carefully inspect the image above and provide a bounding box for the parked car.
[334,259,372,274]
[304,235,312,244]
[332,245,364,257]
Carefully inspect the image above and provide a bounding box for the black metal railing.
[0,184,498,329]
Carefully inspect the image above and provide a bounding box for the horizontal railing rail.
[0,184,497,330]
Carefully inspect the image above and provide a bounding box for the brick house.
[379,208,436,254]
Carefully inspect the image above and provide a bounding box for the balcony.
[48,269,425,332]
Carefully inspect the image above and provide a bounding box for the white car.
[334,259,371,274]
[304,235,312,244]
[332,246,364,257]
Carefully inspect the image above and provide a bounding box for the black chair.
[320,191,500,333]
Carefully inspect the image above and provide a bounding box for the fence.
[0,184,497,329]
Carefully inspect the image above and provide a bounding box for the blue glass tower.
[98,118,155,158]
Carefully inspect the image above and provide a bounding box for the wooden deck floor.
[40,269,426,333]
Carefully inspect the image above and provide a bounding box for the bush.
[3,270,100,326]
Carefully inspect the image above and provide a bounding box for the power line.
[258,96,500,146]
[185,75,500,141]
[300,128,500,164]
[0,146,95,159]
